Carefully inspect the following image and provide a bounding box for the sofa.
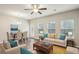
[44,34,67,47]
[0,40,32,54]
[5,44,27,54]
[32,34,67,47]
[45,38,67,47]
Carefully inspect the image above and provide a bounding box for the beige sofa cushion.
[45,38,66,47]
[53,39,65,44]
[45,38,65,43]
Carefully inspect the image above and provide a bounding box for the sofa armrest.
[64,36,68,46]
[5,46,20,54]
[18,44,27,48]
[5,44,27,54]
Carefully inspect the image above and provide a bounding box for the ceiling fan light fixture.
[33,9,38,12]
[24,4,47,14]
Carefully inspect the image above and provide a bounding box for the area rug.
[50,45,66,54]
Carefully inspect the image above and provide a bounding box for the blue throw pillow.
[59,34,66,40]
[43,34,48,38]
[9,40,17,47]
[20,48,32,54]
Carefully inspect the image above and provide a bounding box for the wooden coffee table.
[33,41,53,54]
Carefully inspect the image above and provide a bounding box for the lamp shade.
[40,31,43,34]
[68,32,72,36]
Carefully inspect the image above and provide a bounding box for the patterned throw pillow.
[48,34,56,39]
[3,40,11,49]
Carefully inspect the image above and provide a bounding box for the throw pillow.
[3,40,11,49]
[20,48,32,54]
[59,34,66,40]
[44,34,48,38]
[9,40,17,48]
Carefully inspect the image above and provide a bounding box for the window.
[48,21,56,34]
[38,24,44,34]
[61,19,74,35]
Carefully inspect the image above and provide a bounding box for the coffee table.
[33,41,53,54]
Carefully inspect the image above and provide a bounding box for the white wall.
[0,14,29,41]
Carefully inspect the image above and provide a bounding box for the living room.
[0,4,79,54]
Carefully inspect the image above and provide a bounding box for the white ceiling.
[0,4,79,20]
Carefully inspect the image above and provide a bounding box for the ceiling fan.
[24,4,47,14]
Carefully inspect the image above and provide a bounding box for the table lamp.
[68,32,72,39]
[40,31,43,34]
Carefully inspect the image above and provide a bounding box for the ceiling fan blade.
[38,11,42,14]
[24,9,32,10]
[39,8,47,10]
[31,12,34,14]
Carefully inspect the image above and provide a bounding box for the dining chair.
[22,32,28,43]
[16,32,23,45]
